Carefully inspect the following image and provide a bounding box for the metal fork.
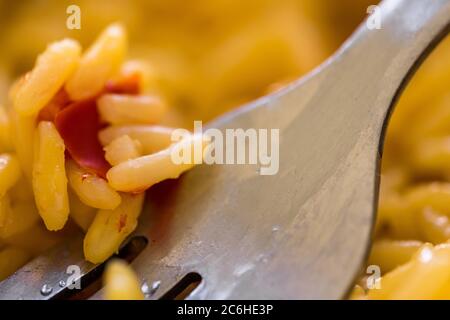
[1,0,450,299]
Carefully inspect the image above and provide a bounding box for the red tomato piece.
[54,99,110,178]
[38,89,71,122]
[50,72,140,178]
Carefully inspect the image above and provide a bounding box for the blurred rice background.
[0,0,374,126]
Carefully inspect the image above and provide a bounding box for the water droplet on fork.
[150,280,161,295]
[141,281,150,297]
[233,263,255,277]
[141,280,161,297]
[40,284,53,296]
[256,254,268,264]
[58,280,66,288]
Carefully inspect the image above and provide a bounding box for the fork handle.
[330,0,450,127]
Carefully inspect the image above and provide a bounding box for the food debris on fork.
[0,22,205,298]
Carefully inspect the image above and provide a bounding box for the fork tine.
[0,231,92,300]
